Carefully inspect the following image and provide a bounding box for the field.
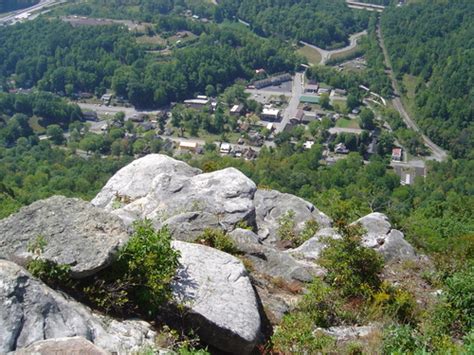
[297,45,322,65]
[328,44,362,62]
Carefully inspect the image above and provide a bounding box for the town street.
[274,72,304,133]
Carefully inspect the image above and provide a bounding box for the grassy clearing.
[136,35,166,46]
[336,118,360,129]
[28,116,46,134]
[297,45,322,65]
[329,44,362,62]
[400,74,421,121]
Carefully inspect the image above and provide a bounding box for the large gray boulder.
[93,155,257,231]
[0,260,156,354]
[254,189,331,244]
[355,213,416,261]
[288,227,341,261]
[0,196,129,278]
[12,337,108,355]
[161,212,221,242]
[169,241,261,354]
[92,153,201,210]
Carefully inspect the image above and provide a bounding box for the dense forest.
[0,19,301,107]
[0,0,38,13]
[63,0,217,21]
[217,0,369,49]
[382,1,474,159]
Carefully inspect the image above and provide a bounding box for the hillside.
[217,0,370,49]
[381,1,474,158]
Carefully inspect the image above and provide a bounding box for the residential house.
[304,84,319,94]
[220,142,231,154]
[82,111,98,121]
[391,147,403,161]
[335,142,349,154]
[101,93,112,105]
[179,141,198,152]
[261,108,281,122]
[230,104,245,116]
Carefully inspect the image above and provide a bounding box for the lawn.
[297,45,322,65]
[329,44,363,62]
[336,118,360,129]
[28,116,46,134]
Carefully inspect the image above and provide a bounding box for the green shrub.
[382,324,423,354]
[319,223,384,299]
[81,221,180,316]
[299,278,345,328]
[277,210,319,247]
[195,228,239,255]
[370,281,418,324]
[26,235,71,287]
[271,312,335,354]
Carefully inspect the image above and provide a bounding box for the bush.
[27,235,71,288]
[271,312,335,354]
[319,223,384,299]
[195,228,239,255]
[382,324,423,354]
[81,221,180,317]
[277,210,319,248]
[370,281,418,324]
[299,278,346,328]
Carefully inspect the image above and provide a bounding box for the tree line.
[381,1,473,159]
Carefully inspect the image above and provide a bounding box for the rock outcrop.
[254,189,331,244]
[355,213,416,261]
[92,154,201,211]
[93,155,257,231]
[0,196,129,278]
[12,337,108,355]
[0,260,156,354]
[169,241,261,354]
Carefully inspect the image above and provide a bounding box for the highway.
[377,24,448,162]
[0,0,60,25]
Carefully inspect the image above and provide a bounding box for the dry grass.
[297,45,323,65]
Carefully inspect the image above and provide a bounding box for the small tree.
[319,220,383,299]
[46,124,65,145]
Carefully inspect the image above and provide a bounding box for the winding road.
[376,24,448,162]
[300,30,367,65]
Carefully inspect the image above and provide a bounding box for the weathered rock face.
[254,189,332,244]
[93,155,257,231]
[355,213,416,261]
[0,260,156,354]
[315,324,381,346]
[161,212,222,242]
[12,337,108,355]
[227,229,324,325]
[92,154,201,210]
[0,196,129,278]
[288,227,341,261]
[169,241,261,355]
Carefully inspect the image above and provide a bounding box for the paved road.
[0,0,62,25]
[300,30,367,65]
[377,24,448,162]
[273,72,304,133]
